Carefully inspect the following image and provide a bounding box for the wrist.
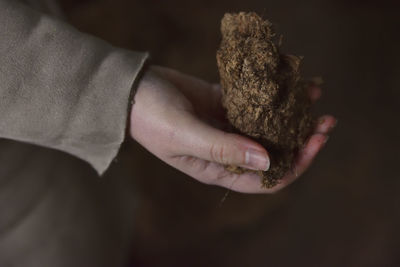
[126,62,151,139]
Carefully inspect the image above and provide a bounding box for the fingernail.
[244,148,270,171]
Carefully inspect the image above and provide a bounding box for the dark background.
[60,0,400,266]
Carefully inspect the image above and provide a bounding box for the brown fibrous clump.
[216,12,315,188]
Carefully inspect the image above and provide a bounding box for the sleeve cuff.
[56,49,149,175]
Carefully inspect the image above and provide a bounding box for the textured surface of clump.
[216,12,314,187]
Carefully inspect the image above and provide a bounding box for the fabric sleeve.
[0,0,149,175]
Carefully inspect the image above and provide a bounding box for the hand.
[129,66,336,193]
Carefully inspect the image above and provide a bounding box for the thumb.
[179,114,270,171]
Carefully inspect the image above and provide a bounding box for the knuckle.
[209,143,228,165]
[209,133,247,165]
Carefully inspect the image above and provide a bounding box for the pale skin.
[130,66,336,194]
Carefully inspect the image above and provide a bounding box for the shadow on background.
[60,0,400,266]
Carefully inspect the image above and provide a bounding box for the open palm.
[130,66,336,193]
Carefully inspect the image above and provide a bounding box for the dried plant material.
[216,12,314,188]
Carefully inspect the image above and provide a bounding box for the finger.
[295,133,328,173]
[212,170,276,194]
[315,115,337,134]
[176,112,270,172]
[170,156,275,194]
[307,85,322,103]
[268,133,328,193]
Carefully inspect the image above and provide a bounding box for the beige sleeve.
[0,0,148,174]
